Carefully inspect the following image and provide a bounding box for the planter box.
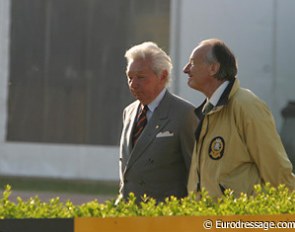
[75,214,295,232]
[0,214,294,232]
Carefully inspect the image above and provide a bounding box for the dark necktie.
[132,105,148,146]
[202,102,214,115]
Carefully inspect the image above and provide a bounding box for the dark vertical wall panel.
[7,0,170,146]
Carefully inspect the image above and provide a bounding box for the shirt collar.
[147,88,166,113]
[207,81,229,106]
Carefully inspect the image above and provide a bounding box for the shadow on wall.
[280,101,295,173]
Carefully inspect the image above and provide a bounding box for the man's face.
[183,45,213,92]
[126,58,166,105]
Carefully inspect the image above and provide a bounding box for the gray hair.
[201,39,237,81]
[124,42,173,84]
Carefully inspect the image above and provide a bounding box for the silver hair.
[124,42,172,84]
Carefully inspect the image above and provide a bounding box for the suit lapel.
[125,91,172,172]
[126,102,140,155]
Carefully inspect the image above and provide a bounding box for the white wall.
[275,1,295,123]
[171,0,295,129]
[0,143,119,180]
[0,0,9,144]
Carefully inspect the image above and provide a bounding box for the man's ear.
[160,70,168,81]
[209,62,220,76]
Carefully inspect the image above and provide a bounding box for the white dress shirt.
[207,81,229,107]
[146,88,167,121]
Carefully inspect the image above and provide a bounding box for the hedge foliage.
[0,183,295,219]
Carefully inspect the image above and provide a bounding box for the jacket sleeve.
[239,97,295,190]
[179,106,198,171]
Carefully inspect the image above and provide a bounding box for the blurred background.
[0,0,294,203]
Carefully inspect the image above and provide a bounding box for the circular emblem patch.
[208,136,225,160]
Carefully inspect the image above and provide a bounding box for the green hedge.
[0,183,294,219]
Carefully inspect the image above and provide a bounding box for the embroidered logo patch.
[208,136,225,160]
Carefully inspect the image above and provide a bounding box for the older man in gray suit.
[117,42,198,203]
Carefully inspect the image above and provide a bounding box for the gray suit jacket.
[119,91,197,202]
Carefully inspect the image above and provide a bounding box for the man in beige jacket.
[183,38,295,198]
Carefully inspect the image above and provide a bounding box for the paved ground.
[9,190,116,205]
